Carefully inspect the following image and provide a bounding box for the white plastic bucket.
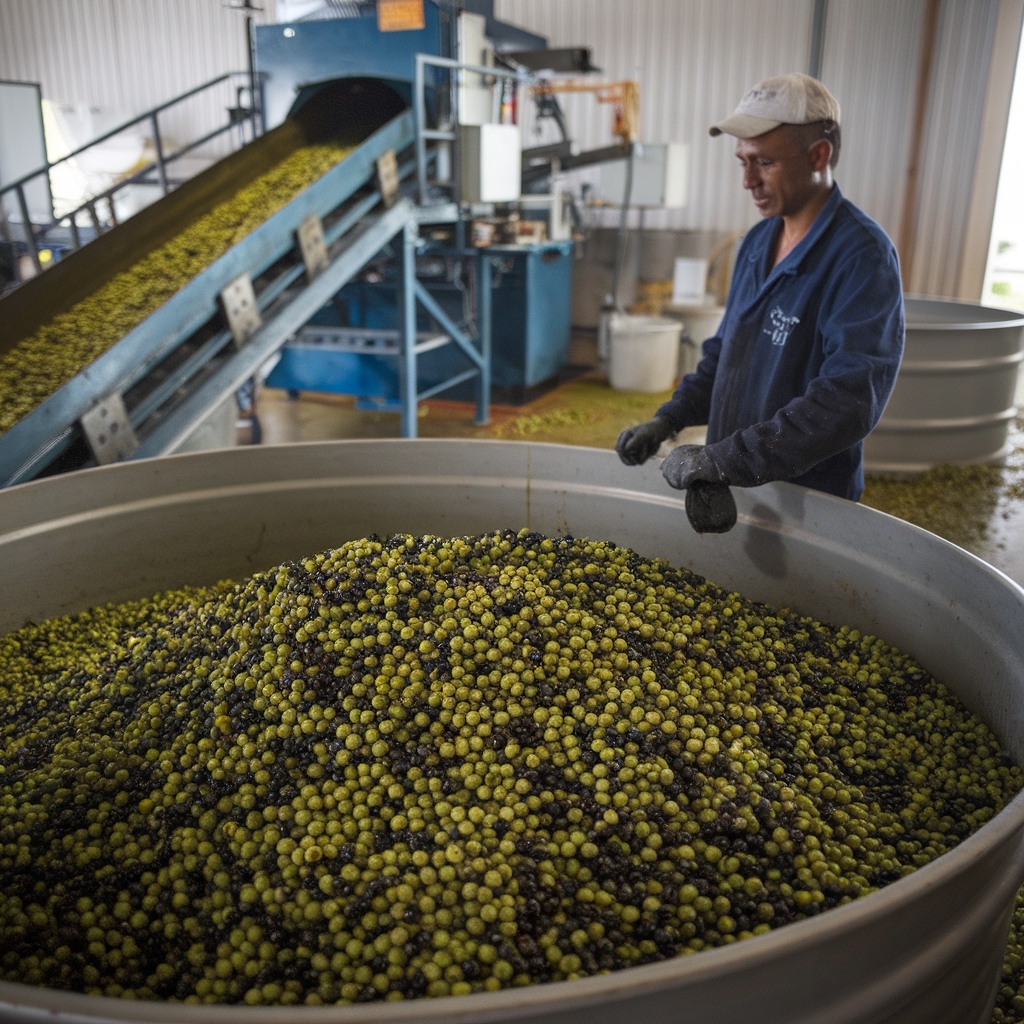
[608,313,682,392]
[664,302,725,379]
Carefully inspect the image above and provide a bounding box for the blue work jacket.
[657,184,904,501]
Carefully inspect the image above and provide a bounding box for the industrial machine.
[0,0,644,488]
[252,4,585,410]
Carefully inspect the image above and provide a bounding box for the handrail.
[0,71,250,197]
[52,117,256,236]
[1,70,260,282]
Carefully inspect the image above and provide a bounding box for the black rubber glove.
[661,444,727,489]
[685,480,738,534]
[616,416,674,466]
[661,444,737,534]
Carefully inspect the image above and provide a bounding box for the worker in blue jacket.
[616,73,904,523]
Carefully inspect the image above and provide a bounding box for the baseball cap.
[709,73,840,139]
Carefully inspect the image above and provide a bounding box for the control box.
[599,142,689,208]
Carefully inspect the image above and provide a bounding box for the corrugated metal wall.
[910,0,1001,296]
[500,0,814,234]
[817,0,926,241]
[0,0,271,157]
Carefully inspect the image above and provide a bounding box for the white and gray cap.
[710,73,840,139]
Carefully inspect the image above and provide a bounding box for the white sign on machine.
[459,123,521,203]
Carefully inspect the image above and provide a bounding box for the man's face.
[735,126,830,218]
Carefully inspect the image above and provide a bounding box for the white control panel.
[599,142,690,208]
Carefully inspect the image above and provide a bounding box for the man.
[616,73,904,518]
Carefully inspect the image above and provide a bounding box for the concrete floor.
[248,330,1024,587]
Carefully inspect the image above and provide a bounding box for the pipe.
[898,0,942,290]
[610,144,634,312]
[808,0,829,80]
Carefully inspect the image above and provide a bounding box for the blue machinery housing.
[0,1,570,486]
[257,33,574,424]
[266,237,572,412]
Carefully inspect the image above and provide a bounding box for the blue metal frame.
[250,47,524,438]
[138,205,491,451]
[476,249,492,423]
[256,7,444,131]
[133,199,423,458]
[399,227,491,437]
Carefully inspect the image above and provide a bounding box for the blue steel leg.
[399,221,419,438]
[475,252,491,426]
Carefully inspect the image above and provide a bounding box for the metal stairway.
[0,71,261,286]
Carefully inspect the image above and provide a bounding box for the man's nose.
[742,164,760,191]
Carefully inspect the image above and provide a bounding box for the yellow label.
[377,0,424,32]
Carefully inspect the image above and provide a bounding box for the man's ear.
[808,137,832,173]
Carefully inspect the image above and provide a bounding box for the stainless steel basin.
[1,439,1023,1024]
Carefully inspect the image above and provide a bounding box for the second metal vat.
[864,296,1024,473]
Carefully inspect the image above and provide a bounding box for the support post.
[86,201,103,235]
[247,15,259,136]
[415,56,428,204]
[898,0,942,290]
[16,185,40,272]
[611,144,634,311]
[808,0,829,81]
[151,112,169,195]
[475,252,491,425]
[399,221,419,438]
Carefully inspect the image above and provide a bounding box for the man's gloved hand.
[685,480,738,534]
[661,444,737,534]
[660,444,727,490]
[615,416,674,466]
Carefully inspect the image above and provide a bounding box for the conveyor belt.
[0,97,418,487]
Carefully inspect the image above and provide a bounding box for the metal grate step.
[289,326,452,356]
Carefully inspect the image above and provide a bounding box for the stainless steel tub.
[2,439,1024,1024]
[864,297,1024,473]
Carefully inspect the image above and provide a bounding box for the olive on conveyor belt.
[0,143,352,436]
[0,530,1020,1007]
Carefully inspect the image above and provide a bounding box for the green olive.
[0,529,1020,1006]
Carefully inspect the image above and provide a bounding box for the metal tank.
[864,297,1024,473]
[1,439,1024,1024]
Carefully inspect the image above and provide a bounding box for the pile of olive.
[0,530,1019,1006]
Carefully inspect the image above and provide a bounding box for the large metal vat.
[864,297,1024,473]
[2,439,1024,1024]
